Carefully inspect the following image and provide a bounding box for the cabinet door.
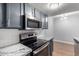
[35,9,41,20]
[41,14,48,29]
[6,3,21,28]
[20,3,24,15]
[0,4,3,27]
[25,3,34,17]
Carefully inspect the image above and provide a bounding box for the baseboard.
[53,39,74,45]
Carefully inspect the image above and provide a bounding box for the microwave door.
[27,18,41,28]
[27,21,38,28]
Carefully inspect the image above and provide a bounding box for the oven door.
[33,42,49,56]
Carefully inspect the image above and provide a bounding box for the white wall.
[53,12,79,44]
[45,17,54,37]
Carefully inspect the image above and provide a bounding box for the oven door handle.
[33,42,49,54]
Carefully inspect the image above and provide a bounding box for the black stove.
[20,36,47,51]
[27,39,47,51]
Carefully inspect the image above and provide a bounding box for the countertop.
[73,37,79,43]
[0,43,32,56]
[37,35,53,41]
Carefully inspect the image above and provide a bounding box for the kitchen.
[0,3,79,56]
[0,3,53,56]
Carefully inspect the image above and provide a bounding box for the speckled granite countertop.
[0,43,32,56]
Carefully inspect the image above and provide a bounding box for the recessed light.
[60,15,67,20]
[47,3,63,10]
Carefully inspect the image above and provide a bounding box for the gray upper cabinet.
[6,3,21,28]
[0,4,3,27]
[35,9,41,20]
[0,3,48,29]
[20,3,24,15]
[25,3,34,17]
[41,13,48,29]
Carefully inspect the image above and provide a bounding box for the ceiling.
[30,3,79,16]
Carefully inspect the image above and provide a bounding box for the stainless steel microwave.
[21,15,42,29]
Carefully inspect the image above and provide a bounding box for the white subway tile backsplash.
[0,29,19,48]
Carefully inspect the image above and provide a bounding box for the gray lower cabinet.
[6,3,21,28]
[74,39,79,56]
[48,39,53,56]
[74,43,79,56]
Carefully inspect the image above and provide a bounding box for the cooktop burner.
[24,39,47,51]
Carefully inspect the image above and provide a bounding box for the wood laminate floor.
[52,41,74,56]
